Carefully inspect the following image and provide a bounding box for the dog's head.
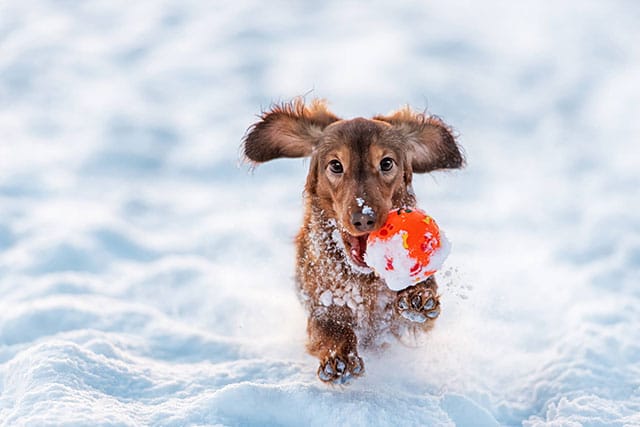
[244,99,464,268]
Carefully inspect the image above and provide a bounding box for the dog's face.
[315,118,403,231]
[311,119,410,267]
[244,99,464,268]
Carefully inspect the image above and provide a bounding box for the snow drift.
[1,0,639,425]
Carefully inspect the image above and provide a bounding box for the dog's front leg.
[306,306,364,384]
[394,276,441,324]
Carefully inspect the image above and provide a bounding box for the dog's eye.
[328,160,344,174]
[380,157,395,172]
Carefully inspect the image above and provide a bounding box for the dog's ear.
[374,107,464,173]
[243,98,340,163]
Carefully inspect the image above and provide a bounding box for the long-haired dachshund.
[244,99,464,384]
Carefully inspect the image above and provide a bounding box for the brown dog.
[244,99,464,384]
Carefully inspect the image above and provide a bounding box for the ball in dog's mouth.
[346,234,369,268]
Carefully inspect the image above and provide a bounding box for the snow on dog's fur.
[244,98,464,383]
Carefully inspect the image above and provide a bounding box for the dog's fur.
[244,99,464,383]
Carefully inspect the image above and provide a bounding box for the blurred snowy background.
[1,0,639,425]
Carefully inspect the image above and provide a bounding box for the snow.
[1,0,640,426]
[366,232,415,291]
[425,232,451,278]
[319,290,333,307]
[364,217,451,291]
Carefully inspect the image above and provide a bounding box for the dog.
[243,99,464,383]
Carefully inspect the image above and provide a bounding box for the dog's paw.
[395,282,441,323]
[317,351,364,385]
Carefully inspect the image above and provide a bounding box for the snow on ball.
[364,207,451,291]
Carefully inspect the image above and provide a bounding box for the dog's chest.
[297,216,394,330]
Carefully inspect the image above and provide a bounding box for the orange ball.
[365,207,450,290]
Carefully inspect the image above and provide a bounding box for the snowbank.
[1,0,639,425]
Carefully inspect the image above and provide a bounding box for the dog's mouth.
[346,233,369,268]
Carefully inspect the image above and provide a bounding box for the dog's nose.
[351,212,377,232]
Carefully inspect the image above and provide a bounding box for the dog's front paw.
[317,351,364,385]
[395,282,441,323]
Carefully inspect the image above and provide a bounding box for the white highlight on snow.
[319,290,333,306]
[356,197,374,215]
[424,230,451,275]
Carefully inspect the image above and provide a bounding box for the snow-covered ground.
[1,1,639,425]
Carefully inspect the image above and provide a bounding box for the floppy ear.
[374,107,464,173]
[243,98,340,163]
